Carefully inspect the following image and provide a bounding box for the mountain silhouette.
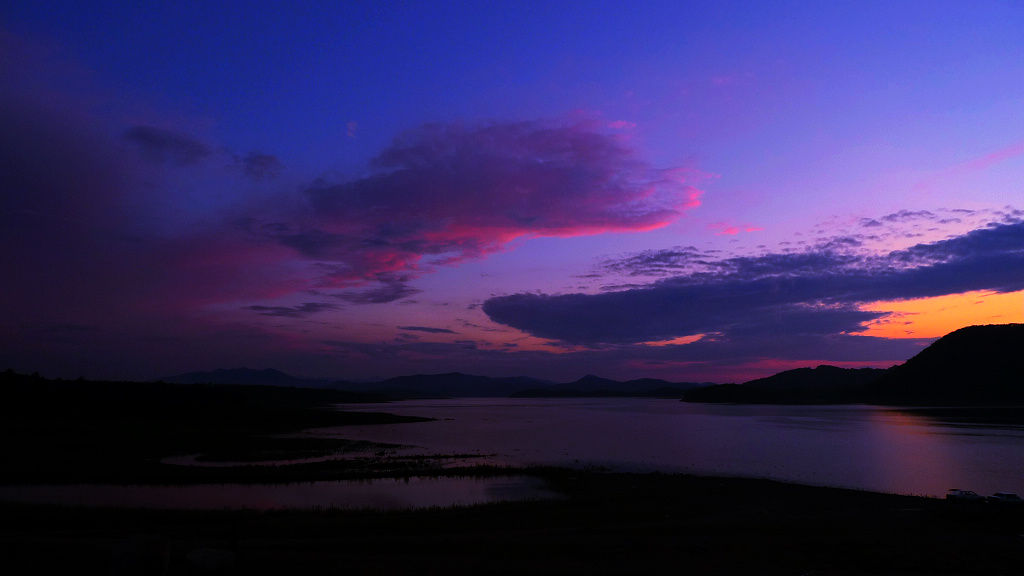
[162,368,336,388]
[863,323,1024,405]
[334,372,554,398]
[512,374,709,398]
[686,324,1024,405]
[684,365,887,404]
[157,325,1024,404]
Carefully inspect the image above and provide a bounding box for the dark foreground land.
[6,472,1024,576]
[4,373,1024,575]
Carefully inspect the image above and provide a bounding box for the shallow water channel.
[0,476,558,511]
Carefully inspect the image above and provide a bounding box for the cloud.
[880,209,935,223]
[600,246,719,277]
[332,277,423,304]
[0,33,303,349]
[124,126,211,166]
[397,326,458,334]
[914,141,1024,193]
[243,302,338,317]
[243,119,704,286]
[708,221,763,236]
[316,331,925,384]
[483,218,1024,345]
[0,97,130,236]
[238,152,283,179]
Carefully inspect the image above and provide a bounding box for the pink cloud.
[708,221,762,236]
[248,120,704,289]
[958,141,1024,172]
[914,140,1024,193]
[0,31,711,378]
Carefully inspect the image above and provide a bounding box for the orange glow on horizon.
[854,290,1024,339]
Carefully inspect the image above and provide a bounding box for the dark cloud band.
[484,220,1024,345]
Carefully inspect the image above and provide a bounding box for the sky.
[3,1,1024,384]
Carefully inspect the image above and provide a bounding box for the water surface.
[0,476,557,511]
[320,398,1024,497]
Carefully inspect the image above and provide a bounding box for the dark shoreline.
[6,376,1024,573]
[5,468,1024,575]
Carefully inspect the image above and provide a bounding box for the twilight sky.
[3,1,1024,383]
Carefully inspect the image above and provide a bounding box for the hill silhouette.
[863,323,1024,405]
[1,369,388,418]
[512,374,708,398]
[346,372,552,398]
[161,369,705,399]
[163,367,336,388]
[685,324,1024,406]
[684,365,887,404]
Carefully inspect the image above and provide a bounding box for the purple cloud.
[332,277,423,304]
[397,326,458,334]
[238,152,283,179]
[124,126,211,166]
[243,302,338,318]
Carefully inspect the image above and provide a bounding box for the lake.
[318,398,1024,498]
[6,398,1024,510]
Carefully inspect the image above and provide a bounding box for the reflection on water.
[900,406,1024,433]
[0,476,558,511]
[319,399,1024,498]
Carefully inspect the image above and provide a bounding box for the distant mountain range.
[162,368,336,388]
[160,324,1024,405]
[340,373,552,398]
[511,374,710,398]
[161,369,711,399]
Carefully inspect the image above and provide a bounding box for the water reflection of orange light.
[855,290,1024,339]
[862,409,956,497]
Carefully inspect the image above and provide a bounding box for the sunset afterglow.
[3,1,1024,383]
[856,291,1024,339]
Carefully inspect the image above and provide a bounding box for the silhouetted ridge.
[339,372,552,398]
[0,369,386,417]
[684,324,1024,405]
[149,327,1024,403]
[685,365,887,404]
[159,369,706,398]
[162,367,335,388]
[864,323,1024,405]
[513,374,709,398]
